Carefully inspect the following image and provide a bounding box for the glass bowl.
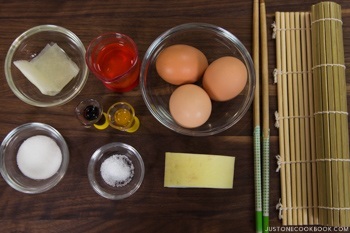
[0,122,69,194]
[88,142,145,200]
[140,23,255,136]
[4,25,89,107]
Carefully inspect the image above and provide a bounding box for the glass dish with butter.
[4,25,88,107]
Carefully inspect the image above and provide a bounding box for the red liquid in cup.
[92,42,140,92]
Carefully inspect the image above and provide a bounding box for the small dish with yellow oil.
[107,102,140,133]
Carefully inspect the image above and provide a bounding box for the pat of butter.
[14,43,79,96]
[164,152,235,189]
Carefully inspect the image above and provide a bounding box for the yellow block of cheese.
[164,152,235,189]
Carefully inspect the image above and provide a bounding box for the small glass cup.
[75,99,109,130]
[107,102,140,133]
[86,33,140,92]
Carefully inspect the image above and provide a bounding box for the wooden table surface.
[0,0,349,232]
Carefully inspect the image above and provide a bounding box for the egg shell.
[156,44,208,85]
[169,84,212,128]
[203,56,247,101]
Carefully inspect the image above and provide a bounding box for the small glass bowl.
[140,23,255,136]
[4,25,89,107]
[75,99,104,128]
[0,122,69,194]
[88,142,145,200]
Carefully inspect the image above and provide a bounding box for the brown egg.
[169,84,212,128]
[156,44,208,85]
[203,56,247,101]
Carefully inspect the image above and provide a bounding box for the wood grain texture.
[0,0,349,232]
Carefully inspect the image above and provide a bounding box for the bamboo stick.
[331,2,350,227]
[330,3,344,225]
[253,0,263,232]
[305,12,319,224]
[285,12,298,225]
[275,11,288,225]
[289,12,303,225]
[260,1,270,231]
[281,12,293,225]
[294,12,308,225]
[300,12,311,225]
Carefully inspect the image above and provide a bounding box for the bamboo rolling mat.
[273,1,350,227]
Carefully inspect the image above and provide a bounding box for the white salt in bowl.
[88,142,145,200]
[0,122,69,194]
[4,25,89,107]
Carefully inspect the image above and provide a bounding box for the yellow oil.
[114,109,132,127]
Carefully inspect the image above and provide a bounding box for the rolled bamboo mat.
[311,1,349,227]
[273,1,349,227]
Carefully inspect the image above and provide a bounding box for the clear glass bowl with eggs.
[140,23,255,136]
[0,122,69,194]
[4,25,89,107]
[88,142,145,200]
